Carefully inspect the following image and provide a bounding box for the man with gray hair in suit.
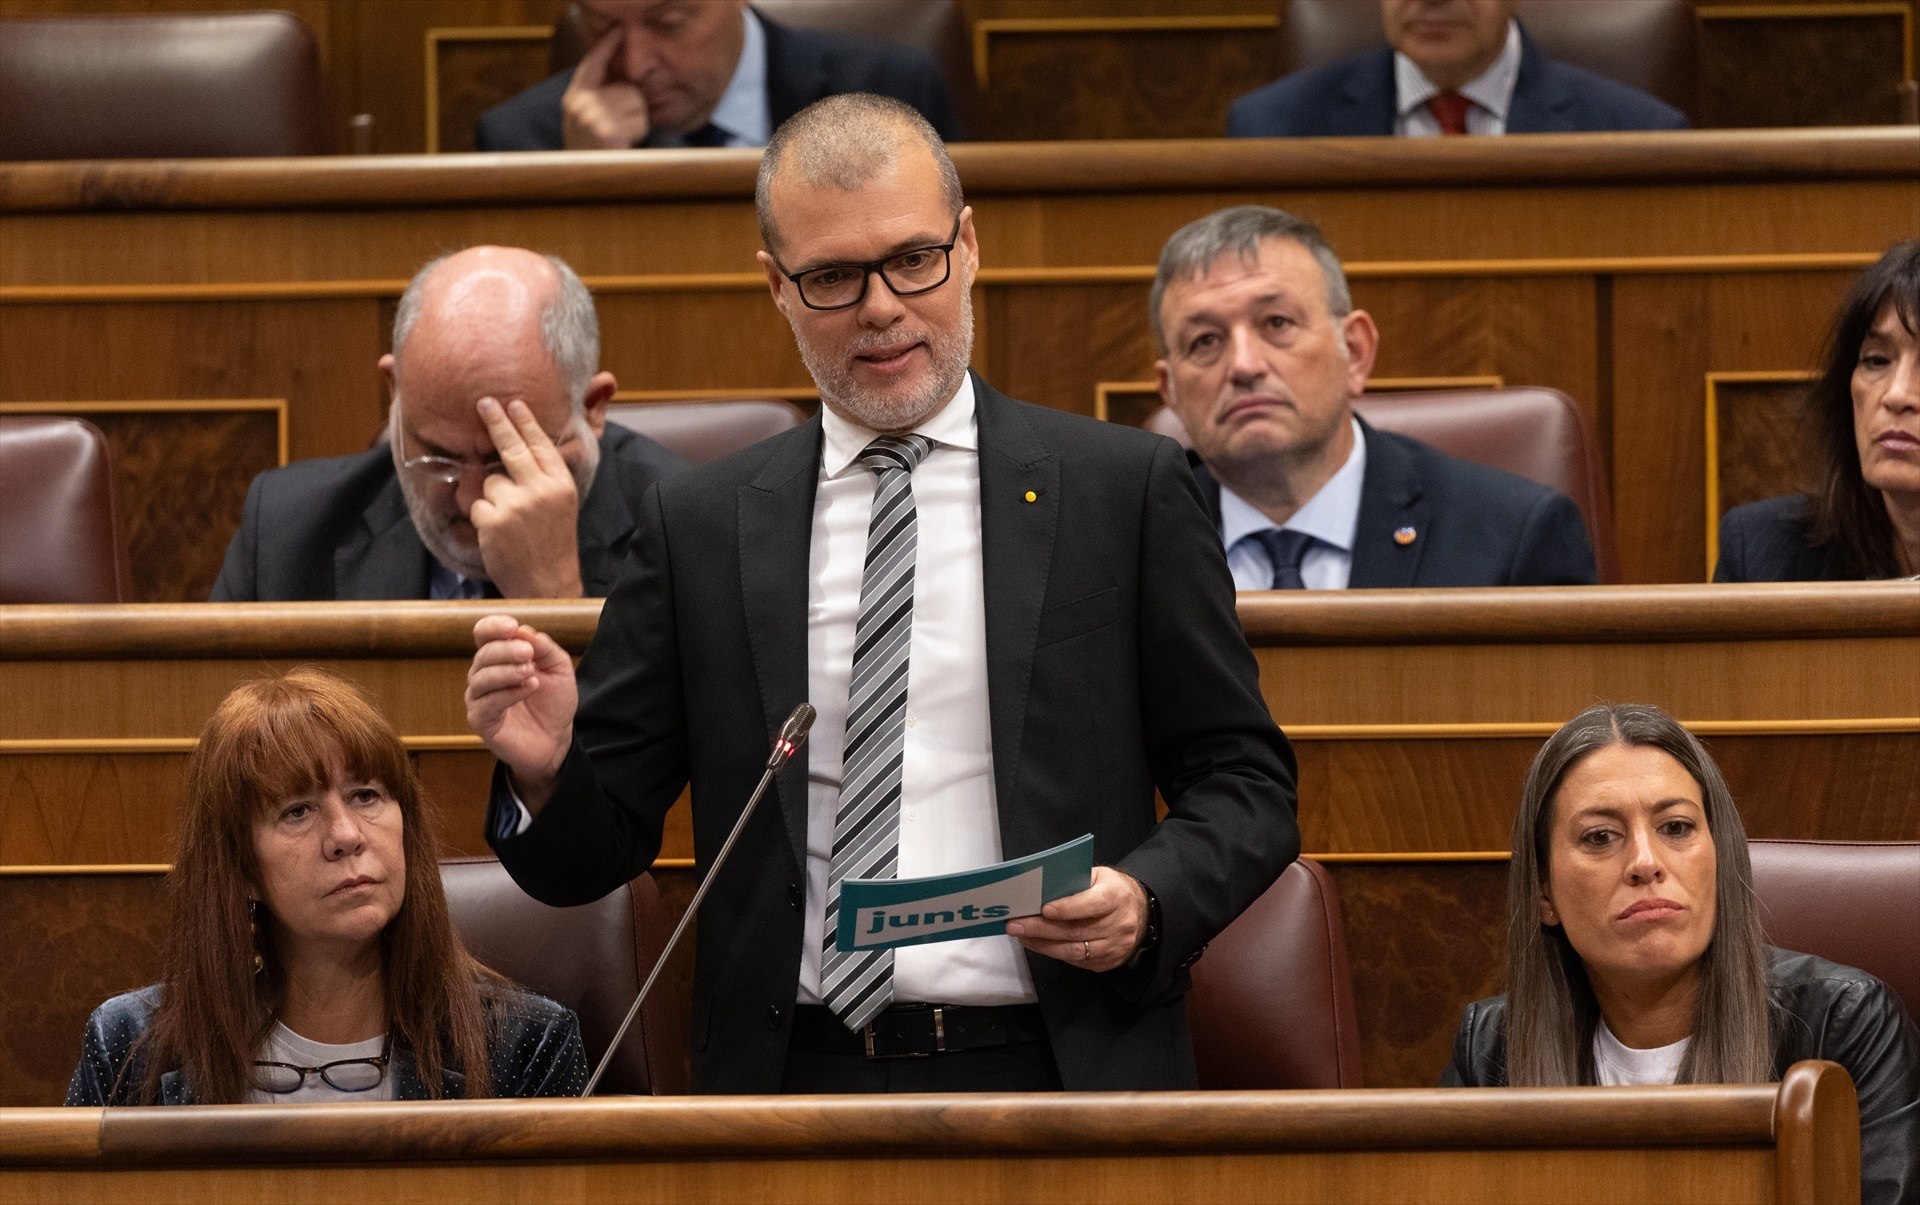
[212,246,684,601]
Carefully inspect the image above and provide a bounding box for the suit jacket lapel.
[974,378,1057,853]
[1505,25,1575,133]
[1331,48,1401,136]
[758,15,823,127]
[576,440,630,596]
[1348,420,1429,588]
[339,477,432,599]
[740,419,823,872]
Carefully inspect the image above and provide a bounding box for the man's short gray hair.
[754,92,963,253]
[1149,206,1352,353]
[390,250,600,413]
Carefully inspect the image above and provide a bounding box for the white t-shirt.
[1593,1019,1690,1086]
[246,1023,394,1104]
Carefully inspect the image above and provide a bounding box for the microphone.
[582,702,815,1095]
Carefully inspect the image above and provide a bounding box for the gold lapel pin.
[1393,526,1417,545]
[1024,490,1038,503]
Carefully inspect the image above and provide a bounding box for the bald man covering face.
[212,247,685,601]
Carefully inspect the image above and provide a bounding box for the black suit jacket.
[475,9,958,151]
[1191,420,1597,587]
[1227,25,1686,137]
[489,377,1300,1093]
[210,425,686,601]
[1713,494,1854,582]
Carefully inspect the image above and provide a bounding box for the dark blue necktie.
[1256,529,1315,590]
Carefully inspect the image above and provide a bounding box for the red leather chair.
[1188,858,1364,1088]
[550,0,981,138]
[1145,387,1618,582]
[0,416,129,603]
[0,11,331,160]
[1273,0,1699,123]
[1749,840,1919,1019]
[441,859,688,1095]
[607,399,806,465]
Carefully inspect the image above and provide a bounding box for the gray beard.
[796,295,975,433]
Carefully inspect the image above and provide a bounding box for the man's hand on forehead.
[468,397,587,599]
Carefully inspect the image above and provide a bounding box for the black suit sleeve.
[1712,508,1750,582]
[1113,437,1300,1003]
[488,483,690,905]
[1506,489,1599,585]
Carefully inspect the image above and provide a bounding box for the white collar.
[820,373,978,478]
[1393,19,1522,122]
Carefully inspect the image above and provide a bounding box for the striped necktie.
[821,433,935,1031]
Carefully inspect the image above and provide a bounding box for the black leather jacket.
[1442,948,1920,1205]
[65,982,587,1105]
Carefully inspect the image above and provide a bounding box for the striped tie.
[821,433,935,1031]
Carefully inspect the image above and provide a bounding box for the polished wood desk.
[4,131,1919,595]
[0,1063,1861,1204]
[3,584,1915,1100]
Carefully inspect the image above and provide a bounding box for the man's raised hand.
[466,614,577,812]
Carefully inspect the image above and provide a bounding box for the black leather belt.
[790,1003,1048,1059]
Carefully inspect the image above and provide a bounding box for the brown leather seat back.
[1748,839,1920,1019]
[1146,386,1619,582]
[607,399,806,465]
[1188,858,1363,1088]
[0,11,331,160]
[441,858,688,1095]
[550,0,980,138]
[0,416,128,603]
[1275,0,1699,122]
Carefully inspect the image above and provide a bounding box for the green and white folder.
[834,834,1095,952]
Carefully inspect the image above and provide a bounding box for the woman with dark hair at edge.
[66,667,586,1104]
[1716,240,1920,580]
[1442,702,1918,1204]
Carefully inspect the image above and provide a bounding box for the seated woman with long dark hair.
[1444,703,1918,1204]
[67,668,587,1104]
[1716,240,1920,580]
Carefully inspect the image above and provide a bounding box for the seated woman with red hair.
[67,667,585,1104]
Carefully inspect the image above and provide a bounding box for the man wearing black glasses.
[212,246,684,601]
[469,93,1299,1095]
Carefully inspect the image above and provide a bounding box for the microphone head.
[768,703,816,769]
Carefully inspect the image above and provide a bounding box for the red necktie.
[1428,90,1471,136]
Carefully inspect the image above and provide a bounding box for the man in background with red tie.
[1226,0,1686,138]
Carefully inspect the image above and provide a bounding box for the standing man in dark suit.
[466,94,1298,1094]
[212,247,685,601]
[1227,0,1686,138]
[1152,206,1596,588]
[476,1,957,151]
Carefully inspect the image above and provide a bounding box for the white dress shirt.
[1222,417,1367,590]
[798,375,1037,1006]
[1394,19,1523,137]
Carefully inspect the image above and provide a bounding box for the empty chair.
[606,399,806,465]
[1145,386,1618,582]
[441,858,687,1095]
[1188,858,1363,1088]
[1749,839,1920,1019]
[0,416,128,603]
[0,11,331,160]
[1273,0,1699,121]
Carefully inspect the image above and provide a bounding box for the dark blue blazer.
[211,425,686,601]
[476,9,958,150]
[1713,494,1854,582]
[1227,26,1686,137]
[1191,419,1598,587]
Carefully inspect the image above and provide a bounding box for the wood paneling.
[428,26,552,154]
[1699,7,1912,128]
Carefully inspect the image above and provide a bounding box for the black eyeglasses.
[251,1034,391,1094]
[775,216,962,311]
